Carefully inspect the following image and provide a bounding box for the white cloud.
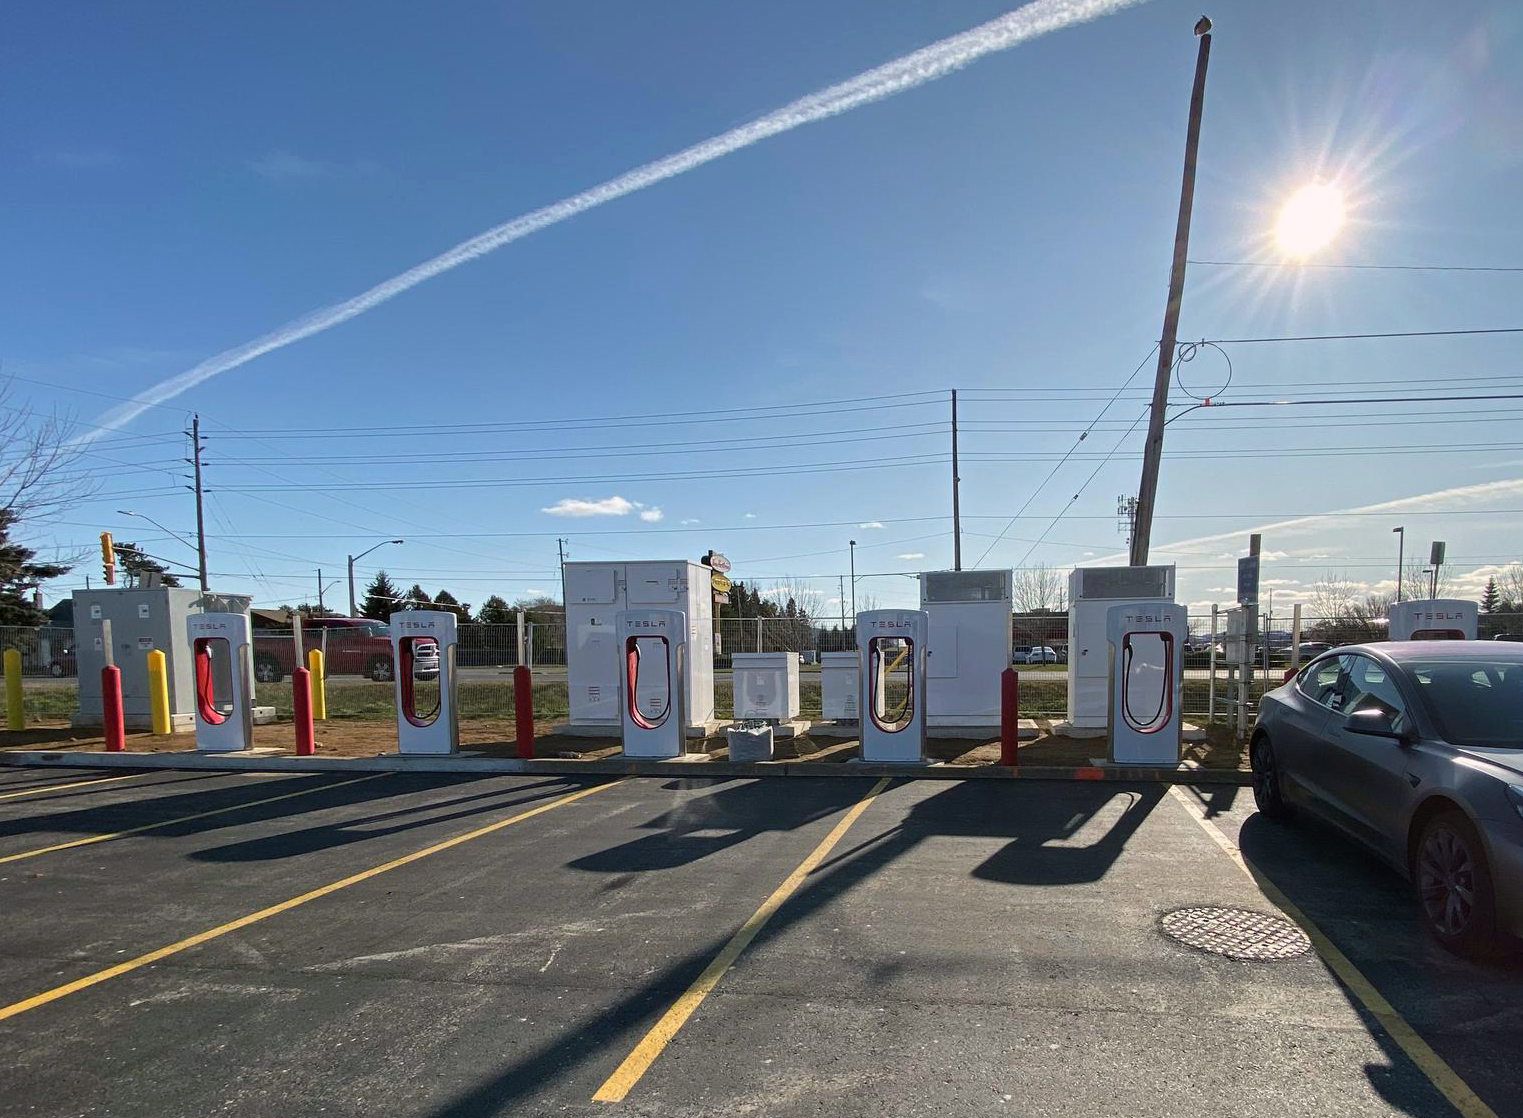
[247,151,379,184]
[897,552,926,560]
[762,586,794,599]
[859,521,885,529]
[540,496,635,518]
[639,507,664,522]
[680,518,700,526]
[36,148,117,169]
[743,513,758,520]
[1082,551,1095,557]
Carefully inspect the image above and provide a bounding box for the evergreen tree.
[113,541,181,587]
[433,589,471,622]
[360,570,403,620]
[477,594,513,624]
[0,509,66,625]
[1482,576,1500,613]
[404,583,431,609]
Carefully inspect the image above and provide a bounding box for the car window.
[1409,660,1523,747]
[1336,654,1410,733]
[1298,656,1346,709]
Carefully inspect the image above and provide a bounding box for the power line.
[1203,327,1523,344]
[1189,259,1523,273]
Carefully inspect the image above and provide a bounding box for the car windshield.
[356,622,388,638]
[1407,660,1523,747]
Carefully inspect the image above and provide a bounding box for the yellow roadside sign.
[710,572,732,594]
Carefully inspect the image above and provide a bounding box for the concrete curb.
[0,749,1250,785]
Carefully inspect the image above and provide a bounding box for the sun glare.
[1274,183,1345,257]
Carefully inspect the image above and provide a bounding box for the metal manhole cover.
[1160,906,1310,961]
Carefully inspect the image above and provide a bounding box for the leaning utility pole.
[1130,16,1213,566]
[187,413,210,591]
[951,389,963,570]
[557,537,568,607]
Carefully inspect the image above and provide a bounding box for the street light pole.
[1130,16,1213,566]
[1392,526,1405,603]
[346,539,405,616]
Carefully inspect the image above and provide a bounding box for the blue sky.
[4,0,1521,620]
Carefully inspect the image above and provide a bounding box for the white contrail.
[81,0,1144,441]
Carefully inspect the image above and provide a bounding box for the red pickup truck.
[252,617,437,683]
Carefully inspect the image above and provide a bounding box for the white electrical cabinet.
[820,652,860,720]
[565,560,715,731]
[1387,599,1478,641]
[732,652,801,721]
[1066,565,1175,729]
[920,569,1012,727]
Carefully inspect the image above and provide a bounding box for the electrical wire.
[1188,259,1523,273]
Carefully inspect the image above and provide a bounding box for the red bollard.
[514,665,535,759]
[101,665,126,752]
[1000,668,1020,768]
[292,666,315,756]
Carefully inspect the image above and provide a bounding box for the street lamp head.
[391,539,405,545]
[1194,14,1211,35]
[849,539,856,547]
[116,509,135,517]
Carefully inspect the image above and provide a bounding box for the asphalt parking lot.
[1,765,1519,1117]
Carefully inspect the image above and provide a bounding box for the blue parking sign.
[1237,556,1260,604]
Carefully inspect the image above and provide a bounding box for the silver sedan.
[1251,641,1523,957]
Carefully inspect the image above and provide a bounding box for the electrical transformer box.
[564,560,715,730]
[732,652,801,721]
[919,569,1012,727]
[1066,565,1175,728]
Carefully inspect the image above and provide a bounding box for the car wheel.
[368,656,394,683]
[49,661,64,678]
[1414,811,1500,958]
[1250,733,1291,820]
[253,653,284,684]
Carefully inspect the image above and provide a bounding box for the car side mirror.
[1344,707,1412,745]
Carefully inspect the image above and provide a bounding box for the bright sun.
[1274,183,1345,256]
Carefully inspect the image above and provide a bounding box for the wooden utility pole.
[951,389,962,570]
[1130,17,1213,566]
[189,413,209,591]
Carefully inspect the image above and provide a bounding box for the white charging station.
[820,651,861,721]
[1387,599,1478,641]
[391,610,459,755]
[617,608,689,759]
[1106,601,1188,765]
[857,609,928,764]
[187,612,255,752]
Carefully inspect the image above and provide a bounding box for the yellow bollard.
[307,648,327,721]
[4,648,24,731]
[147,649,172,736]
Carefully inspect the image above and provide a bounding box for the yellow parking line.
[0,779,623,1025]
[0,773,389,866]
[593,776,891,1104]
[0,771,156,801]
[1168,786,1499,1118]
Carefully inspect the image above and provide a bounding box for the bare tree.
[1012,564,1068,613]
[761,578,826,621]
[1310,571,1359,619]
[1403,560,1450,601]
[1499,563,1523,611]
[0,380,97,523]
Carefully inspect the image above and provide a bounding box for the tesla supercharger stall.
[391,610,459,755]
[1106,601,1188,765]
[1387,599,1478,641]
[617,608,688,759]
[187,612,254,752]
[857,609,928,764]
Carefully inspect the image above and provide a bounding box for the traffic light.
[100,532,116,585]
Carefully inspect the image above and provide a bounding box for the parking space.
[0,768,1514,1117]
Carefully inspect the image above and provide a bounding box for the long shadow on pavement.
[1239,810,1523,1118]
[412,779,1224,1117]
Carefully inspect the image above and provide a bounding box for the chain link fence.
[8,611,1520,727]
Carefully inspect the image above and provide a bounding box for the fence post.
[514,665,534,759]
[516,611,526,667]
[1207,604,1218,724]
[1000,668,1019,767]
[147,649,171,735]
[307,648,327,721]
[755,616,762,653]
[3,648,23,731]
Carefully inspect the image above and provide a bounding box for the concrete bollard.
[292,667,315,756]
[102,665,126,751]
[1000,668,1020,768]
[147,649,171,736]
[514,665,534,759]
[4,648,23,731]
[307,648,327,721]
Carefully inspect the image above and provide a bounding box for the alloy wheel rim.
[1418,826,1476,937]
[1251,742,1275,805]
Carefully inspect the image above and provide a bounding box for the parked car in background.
[1251,641,1523,956]
[1026,646,1059,664]
[48,648,77,677]
[1494,633,1523,643]
[252,617,405,683]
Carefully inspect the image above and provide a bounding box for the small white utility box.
[1387,599,1478,641]
[732,652,801,721]
[820,652,860,721]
